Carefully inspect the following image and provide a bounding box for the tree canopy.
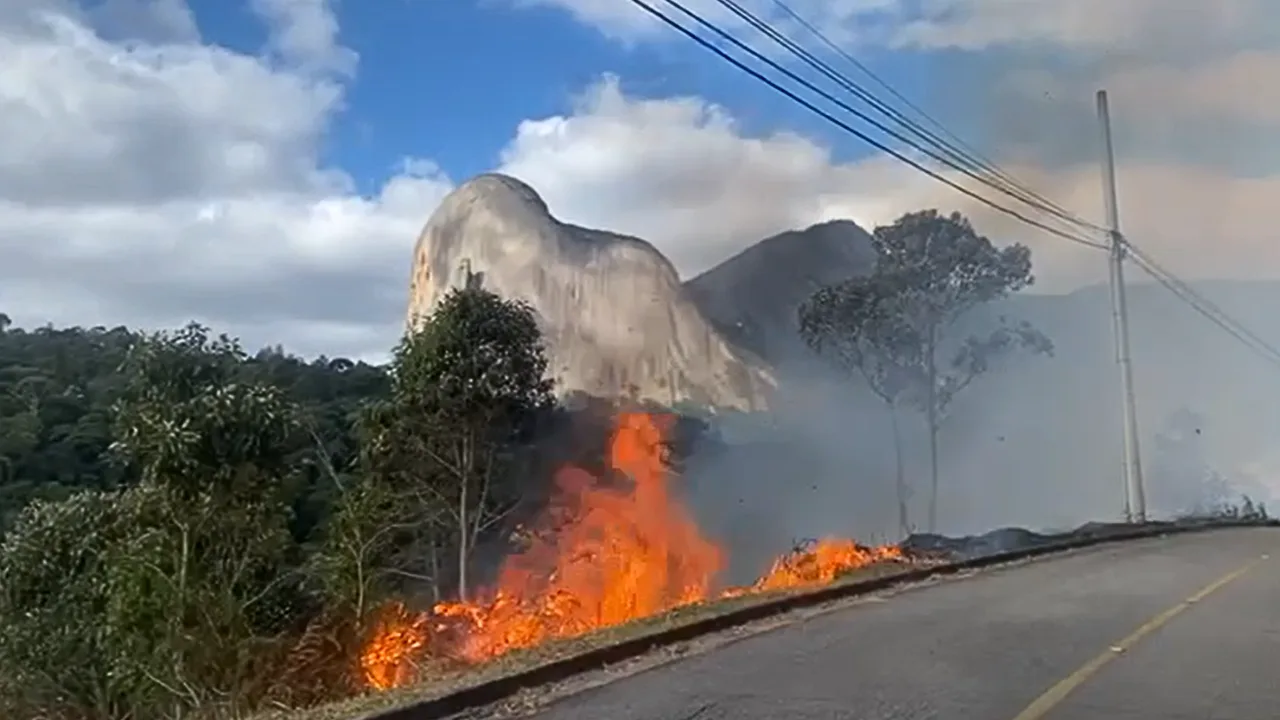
[355,287,556,601]
[0,289,567,718]
[799,209,1052,532]
[0,321,388,539]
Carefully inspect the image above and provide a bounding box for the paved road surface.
[529,527,1279,720]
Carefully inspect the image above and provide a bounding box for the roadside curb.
[367,518,1276,720]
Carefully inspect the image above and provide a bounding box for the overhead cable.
[1124,240,1280,369]
[681,0,1103,237]
[756,0,1100,233]
[624,0,1108,250]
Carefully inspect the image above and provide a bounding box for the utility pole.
[1096,89,1147,523]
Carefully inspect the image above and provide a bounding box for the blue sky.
[183,0,952,195]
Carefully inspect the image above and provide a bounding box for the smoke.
[682,368,903,584]
[677,276,1280,577]
[442,2,1280,583]
[648,3,1280,568]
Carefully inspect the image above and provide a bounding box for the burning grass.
[260,411,918,720]
[261,560,916,720]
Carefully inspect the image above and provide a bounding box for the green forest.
[0,311,390,537]
[0,286,606,719]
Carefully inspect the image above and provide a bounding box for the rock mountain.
[685,219,876,365]
[406,174,777,411]
[406,173,1280,531]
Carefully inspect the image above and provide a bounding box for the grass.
[257,561,920,720]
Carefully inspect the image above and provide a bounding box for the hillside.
[684,219,876,364]
[0,324,389,534]
[406,174,773,411]
[958,280,1280,517]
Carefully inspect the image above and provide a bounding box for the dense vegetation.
[0,288,586,718]
[0,209,1260,720]
[0,315,390,537]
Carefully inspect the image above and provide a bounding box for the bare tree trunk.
[457,433,471,602]
[926,402,939,533]
[926,334,940,533]
[429,537,441,604]
[889,402,910,540]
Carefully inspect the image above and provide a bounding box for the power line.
[652,0,1104,240]
[625,0,1108,250]
[719,0,999,182]
[1126,243,1280,362]
[628,0,1277,522]
[1123,240,1280,369]
[726,8,1280,391]
[633,0,1280,376]
[765,0,999,173]
[729,0,1102,235]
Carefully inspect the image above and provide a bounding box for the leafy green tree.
[0,316,404,716]
[0,316,388,538]
[0,324,319,718]
[363,287,554,601]
[107,324,311,705]
[800,210,1051,532]
[307,475,402,623]
[111,325,294,489]
[0,487,148,719]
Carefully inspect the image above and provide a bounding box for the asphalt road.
[528,526,1279,720]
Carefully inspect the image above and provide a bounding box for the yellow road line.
[1009,555,1267,720]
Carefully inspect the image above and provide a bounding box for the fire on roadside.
[360,411,906,690]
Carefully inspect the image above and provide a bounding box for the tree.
[0,317,394,716]
[0,317,387,539]
[364,287,554,601]
[0,324,318,718]
[110,324,297,495]
[110,325,317,714]
[0,488,147,719]
[800,210,1051,532]
[799,278,917,538]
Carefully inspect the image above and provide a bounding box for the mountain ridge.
[683,219,877,365]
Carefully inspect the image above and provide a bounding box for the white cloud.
[6,0,1279,366]
[518,0,899,50]
[250,0,357,75]
[496,76,876,275]
[493,76,1280,294]
[492,0,1280,294]
[1101,50,1280,127]
[884,0,1267,52]
[522,0,1280,137]
[0,0,449,361]
[86,0,200,43]
[525,0,1273,55]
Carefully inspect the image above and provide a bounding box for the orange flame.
[753,538,903,592]
[359,412,904,688]
[361,602,431,690]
